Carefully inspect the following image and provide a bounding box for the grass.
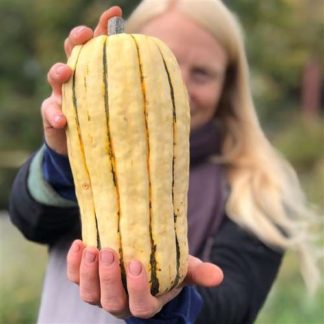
[255,253,324,324]
[0,214,47,324]
[255,116,324,323]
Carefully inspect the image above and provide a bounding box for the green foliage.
[227,0,323,119]
[272,115,324,171]
[0,0,141,209]
[256,253,324,324]
[0,0,322,209]
[0,215,47,324]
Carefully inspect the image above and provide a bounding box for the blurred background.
[0,0,323,323]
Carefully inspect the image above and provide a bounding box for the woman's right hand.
[67,240,223,319]
[41,6,122,155]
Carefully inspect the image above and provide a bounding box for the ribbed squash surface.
[62,33,190,295]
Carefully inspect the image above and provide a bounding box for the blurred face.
[140,10,228,130]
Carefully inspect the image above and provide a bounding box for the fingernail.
[85,250,96,264]
[55,65,66,75]
[75,26,87,36]
[100,250,114,266]
[129,260,142,276]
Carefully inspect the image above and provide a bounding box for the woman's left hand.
[67,240,223,319]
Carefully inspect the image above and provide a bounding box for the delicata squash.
[62,17,190,295]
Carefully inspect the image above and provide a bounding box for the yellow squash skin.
[62,33,190,295]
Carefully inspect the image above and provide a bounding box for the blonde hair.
[126,0,321,294]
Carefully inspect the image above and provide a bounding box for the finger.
[41,97,66,130]
[64,25,94,57]
[185,256,224,287]
[47,63,72,97]
[126,261,160,319]
[41,96,68,155]
[79,247,100,305]
[66,240,85,284]
[99,249,129,318]
[94,6,123,36]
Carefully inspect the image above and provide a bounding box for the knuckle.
[80,265,98,283]
[41,97,50,108]
[100,273,116,287]
[101,297,126,315]
[130,305,156,319]
[79,270,95,283]
[67,272,79,284]
[41,97,58,114]
[80,291,99,305]
[41,97,52,113]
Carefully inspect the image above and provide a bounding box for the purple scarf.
[188,122,227,260]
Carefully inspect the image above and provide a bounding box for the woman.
[9,1,320,323]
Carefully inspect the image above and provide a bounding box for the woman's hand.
[67,240,224,319]
[41,6,122,155]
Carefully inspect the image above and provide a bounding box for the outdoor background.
[0,0,323,323]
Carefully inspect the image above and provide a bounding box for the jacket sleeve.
[8,149,80,245]
[196,216,283,324]
[126,286,203,324]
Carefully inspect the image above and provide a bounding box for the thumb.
[184,256,224,287]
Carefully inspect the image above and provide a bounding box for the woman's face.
[140,10,228,130]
